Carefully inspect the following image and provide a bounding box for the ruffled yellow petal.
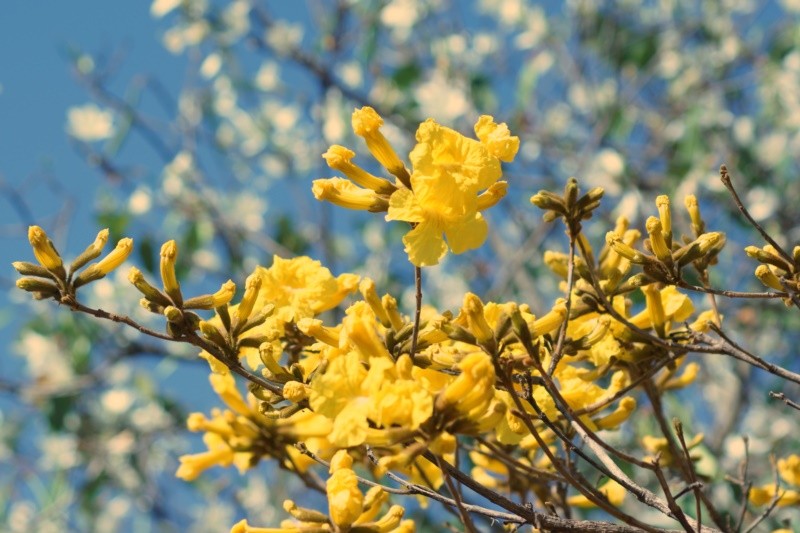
[402,221,448,267]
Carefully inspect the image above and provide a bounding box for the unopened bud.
[128,267,171,306]
[642,284,666,337]
[755,265,784,291]
[745,245,792,272]
[606,232,649,264]
[462,292,494,345]
[28,226,63,273]
[70,228,109,272]
[655,195,672,245]
[198,320,227,347]
[360,278,391,328]
[160,240,182,305]
[12,261,53,278]
[684,194,704,236]
[74,238,133,287]
[382,294,405,331]
[16,277,59,296]
[235,274,262,324]
[184,280,236,310]
[645,217,673,264]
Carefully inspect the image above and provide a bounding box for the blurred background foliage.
[3,0,800,530]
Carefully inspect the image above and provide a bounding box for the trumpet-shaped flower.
[386,175,488,266]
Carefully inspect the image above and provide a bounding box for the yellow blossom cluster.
[314,107,519,266]
[19,108,797,532]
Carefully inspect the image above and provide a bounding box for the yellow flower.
[384,116,517,267]
[473,115,520,162]
[327,450,363,528]
[779,454,800,486]
[410,118,501,194]
[254,256,359,324]
[176,432,238,481]
[749,485,800,507]
[386,177,487,266]
[438,351,496,418]
[568,479,626,508]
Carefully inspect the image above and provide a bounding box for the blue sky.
[0,2,184,265]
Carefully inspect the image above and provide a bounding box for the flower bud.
[128,266,172,306]
[28,225,64,274]
[606,232,649,264]
[351,106,410,187]
[645,216,673,264]
[642,284,666,337]
[235,274,262,324]
[74,238,133,287]
[70,228,109,272]
[160,240,182,305]
[359,278,391,328]
[462,292,494,345]
[655,195,672,246]
[755,265,784,291]
[12,261,53,278]
[476,181,508,210]
[16,277,59,297]
[312,178,389,212]
[184,280,236,310]
[282,380,309,403]
[322,145,396,194]
[684,194,705,236]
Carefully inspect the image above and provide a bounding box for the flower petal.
[445,212,488,254]
[403,221,447,266]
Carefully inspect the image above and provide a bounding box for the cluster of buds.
[14,226,132,300]
[746,243,800,295]
[312,107,404,214]
[530,177,604,237]
[128,240,273,349]
[604,195,726,284]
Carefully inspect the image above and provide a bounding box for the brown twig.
[769,391,800,412]
[436,454,478,533]
[549,233,577,374]
[674,420,702,532]
[62,297,283,394]
[410,266,422,357]
[718,165,795,268]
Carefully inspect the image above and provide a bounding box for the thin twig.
[436,454,478,533]
[410,266,422,357]
[718,165,795,268]
[650,457,696,533]
[769,391,800,412]
[549,234,577,374]
[675,280,787,300]
[62,297,283,394]
[734,436,751,532]
[675,420,702,532]
[742,456,782,533]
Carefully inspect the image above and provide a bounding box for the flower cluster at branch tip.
[14,225,133,298]
[314,107,519,266]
